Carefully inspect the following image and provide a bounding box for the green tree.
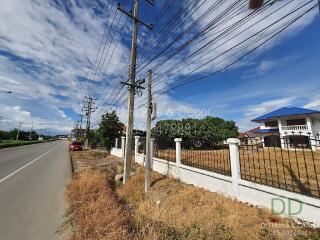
[88,130,100,149]
[98,111,123,150]
[153,116,238,149]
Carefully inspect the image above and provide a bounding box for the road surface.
[0,140,72,240]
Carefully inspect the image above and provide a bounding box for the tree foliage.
[0,129,39,141]
[153,116,239,148]
[98,111,123,150]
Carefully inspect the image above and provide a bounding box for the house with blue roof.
[250,107,320,151]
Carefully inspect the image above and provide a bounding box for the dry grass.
[70,149,109,162]
[239,148,320,197]
[64,168,134,240]
[118,166,320,240]
[64,150,320,240]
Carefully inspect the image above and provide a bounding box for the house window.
[286,119,306,126]
[265,121,278,127]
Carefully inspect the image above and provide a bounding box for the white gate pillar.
[134,136,140,157]
[174,138,182,178]
[121,136,126,158]
[227,138,241,198]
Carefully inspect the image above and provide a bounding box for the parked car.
[69,142,83,151]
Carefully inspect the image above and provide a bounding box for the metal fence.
[138,137,146,154]
[153,138,176,162]
[181,144,231,176]
[239,133,320,198]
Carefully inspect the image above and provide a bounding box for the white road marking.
[0,142,64,184]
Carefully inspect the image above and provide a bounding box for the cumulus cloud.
[304,97,320,110]
[0,0,317,134]
[0,0,129,133]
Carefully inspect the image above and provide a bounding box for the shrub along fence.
[111,136,320,226]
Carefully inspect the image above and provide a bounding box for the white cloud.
[233,97,297,131]
[0,0,129,133]
[0,0,317,134]
[304,97,320,110]
[245,97,296,117]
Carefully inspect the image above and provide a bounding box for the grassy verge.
[0,139,56,149]
[118,167,320,240]
[64,168,134,240]
[64,150,320,240]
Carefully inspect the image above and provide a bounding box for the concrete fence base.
[111,136,320,227]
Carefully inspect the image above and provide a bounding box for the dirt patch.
[70,149,122,172]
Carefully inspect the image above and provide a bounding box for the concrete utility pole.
[145,70,153,192]
[16,121,22,141]
[117,0,153,183]
[84,97,97,149]
[79,112,83,138]
[29,119,33,141]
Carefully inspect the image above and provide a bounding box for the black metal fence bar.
[181,145,231,176]
[239,133,320,199]
[153,138,176,162]
[138,137,146,154]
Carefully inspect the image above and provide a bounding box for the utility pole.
[29,119,33,141]
[79,112,83,139]
[145,70,153,192]
[117,0,153,183]
[16,120,22,141]
[83,96,97,149]
[75,122,79,140]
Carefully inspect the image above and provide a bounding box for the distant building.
[238,127,260,145]
[249,107,320,151]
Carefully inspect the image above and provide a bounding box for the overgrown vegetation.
[118,167,320,240]
[65,151,320,240]
[64,169,134,240]
[86,111,123,149]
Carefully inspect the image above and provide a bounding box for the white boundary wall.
[112,137,320,226]
[110,148,122,158]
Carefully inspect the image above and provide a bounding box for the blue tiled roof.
[254,129,279,134]
[252,107,320,122]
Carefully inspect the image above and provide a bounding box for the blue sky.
[0,0,319,134]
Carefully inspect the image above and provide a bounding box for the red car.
[69,142,83,151]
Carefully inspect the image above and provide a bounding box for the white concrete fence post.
[174,138,182,178]
[115,138,119,149]
[227,138,241,198]
[150,138,154,169]
[121,136,126,158]
[134,136,140,159]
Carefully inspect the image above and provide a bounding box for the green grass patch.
[0,139,56,149]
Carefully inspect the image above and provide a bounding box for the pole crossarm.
[117,3,153,30]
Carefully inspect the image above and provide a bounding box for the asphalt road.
[0,140,72,240]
